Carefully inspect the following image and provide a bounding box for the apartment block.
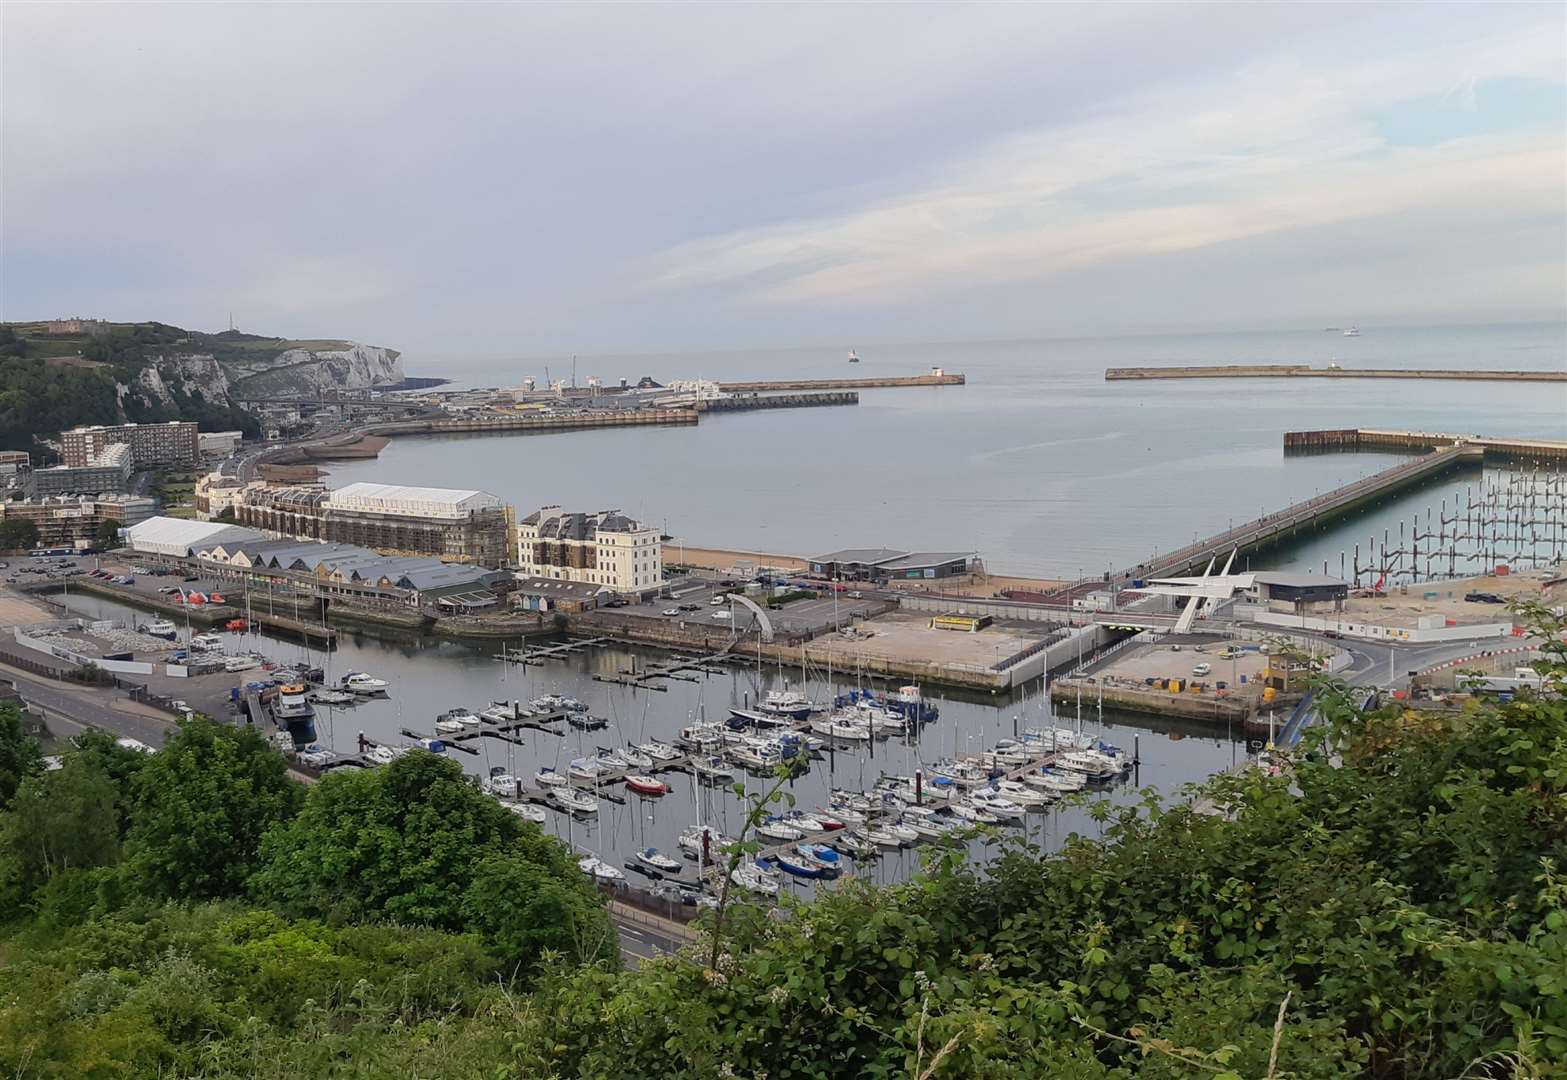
[61,421,199,468]
[515,505,662,593]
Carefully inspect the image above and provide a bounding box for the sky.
[3,2,1565,356]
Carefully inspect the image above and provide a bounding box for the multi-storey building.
[231,482,511,567]
[32,443,133,496]
[515,505,662,593]
[0,495,155,549]
[61,421,199,468]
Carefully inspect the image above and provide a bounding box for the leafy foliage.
[0,701,43,810]
[251,750,615,973]
[125,717,302,901]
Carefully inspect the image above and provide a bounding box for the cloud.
[1,1,1563,350]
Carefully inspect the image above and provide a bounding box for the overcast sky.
[3,2,1564,355]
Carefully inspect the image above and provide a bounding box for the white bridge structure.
[1124,550,1251,633]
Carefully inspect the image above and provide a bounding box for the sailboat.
[847,349,860,363]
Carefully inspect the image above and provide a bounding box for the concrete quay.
[1284,428,1567,461]
[1106,364,1566,383]
[715,373,965,392]
[365,407,698,437]
[1133,443,1482,578]
[695,391,858,412]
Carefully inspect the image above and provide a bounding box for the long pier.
[1133,443,1483,578]
[716,373,964,392]
[366,408,698,437]
[1283,428,1567,461]
[696,391,858,412]
[1106,364,1566,383]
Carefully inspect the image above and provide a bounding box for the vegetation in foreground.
[0,610,1562,1078]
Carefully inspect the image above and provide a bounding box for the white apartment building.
[515,506,662,593]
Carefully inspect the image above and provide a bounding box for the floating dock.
[1283,429,1567,461]
[715,373,965,392]
[1106,364,1566,383]
[1133,443,1483,578]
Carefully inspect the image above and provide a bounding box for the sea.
[326,321,1567,580]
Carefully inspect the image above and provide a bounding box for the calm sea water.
[331,322,1566,578]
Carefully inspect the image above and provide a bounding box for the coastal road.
[0,658,175,749]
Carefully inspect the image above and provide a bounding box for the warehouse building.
[124,516,265,558]
[515,506,662,593]
[61,421,199,468]
[808,547,978,582]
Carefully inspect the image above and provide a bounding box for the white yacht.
[507,802,547,825]
[730,862,781,896]
[994,780,1054,807]
[343,672,389,696]
[636,740,681,763]
[679,824,734,858]
[551,787,599,814]
[578,855,624,881]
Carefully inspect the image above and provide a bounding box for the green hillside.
[0,321,315,457]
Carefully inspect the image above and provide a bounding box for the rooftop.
[811,547,910,565]
[326,482,503,511]
[1252,571,1348,588]
[879,551,976,570]
[125,517,266,550]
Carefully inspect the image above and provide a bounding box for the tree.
[125,717,302,900]
[0,754,120,903]
[252,750,609,974]
[0,518,39,551]
[0,701,42,811]
[69,729,152,839]
[94,518,122,549]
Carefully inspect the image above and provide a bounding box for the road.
[0,658,175,748]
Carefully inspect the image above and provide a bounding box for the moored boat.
[624,774,670,796]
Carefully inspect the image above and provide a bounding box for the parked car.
[712,611,732,620]
[1192,663,1212,677]
[847,590,863,599]
[1465,592,1505,604]
[661,608,680,617]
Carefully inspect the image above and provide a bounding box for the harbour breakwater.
[1105,364,1566,383]
[1283,429,1567,461]
[715,373,965,391]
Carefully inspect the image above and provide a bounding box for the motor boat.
[637,740,681,763]
[534,766,568,788]
[434,708,474,734]
[1025,727,1095,752]
[757,817,805,842]
[831,789,876,815]
[881,819,919,844]
[483,770,522,798]
[568,713,609,731]
[1058,750,1118,783]
[411,738,444,753]
[885,684,938,722]
[507,802,547,825]
[809,714,871,741]
[271,682,314,721]
[726,742,782,771]
[865,826,904,847]
[624,774,670,796]
[635,847,681,874]
[966,789,1024,820]
[578,855,624,882]
[550,787,599,814]
[756,685,815,721]
[366,745,408,766]
[297,747,336,768]
[730,862,780,896]
[190,632,224,651]
[679,824,734,859]
[994,779,1054,807]
[677,723,725,753]
[311,689,353,706]
[809,810,845,831]
[1024,767,1087,793]
[900,806,959,840]
[930,759,991,788]
[225,654,261,673]
[874,774,955,803]
[948,801,1000,825]
[691,756,734,782]
[143,619,177,639]
[533,693,588,713]
[849,701,907,734]
[342,672,389,696]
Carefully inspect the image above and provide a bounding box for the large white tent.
[123,517,267,558]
